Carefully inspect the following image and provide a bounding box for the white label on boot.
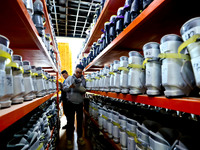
[146,67,152,84]
[120,73,128,87]
[0,71,5,97]
[191,57,200,87]
[160,41,182,53]
[6,76,12,87]
[162,64,168,84]
[21,77,25,92]
[114,73,120,87]
[5,75,13,95]
[144,48,160,58]
[144,49,152,57]
[182,26,200,41]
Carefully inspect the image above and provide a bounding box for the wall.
[58,42,72,83]
[56,36,85,74]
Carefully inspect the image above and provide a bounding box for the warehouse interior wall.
[57,43,72,83]
[56,36,84,74]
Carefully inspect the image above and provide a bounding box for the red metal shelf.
[83,109,121,150]
[0,0,57,71]
[46,126,55,150]
[87,91,200,116]
[84,0,199,72]
[82,0,125,54]
[0,92,57,132]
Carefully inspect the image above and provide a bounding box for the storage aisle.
[0,0,60,149]
[58,115,93,150]
[1,0,200,150]
[77,0,200,149]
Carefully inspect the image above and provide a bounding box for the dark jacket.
[60,79,67,103]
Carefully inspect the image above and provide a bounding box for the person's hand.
[69,84,75,88]
[75,78,82,84]
[79,86,86,94]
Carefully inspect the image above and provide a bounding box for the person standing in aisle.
[63,64,86,149]
[61,70,69,129]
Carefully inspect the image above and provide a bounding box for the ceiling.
[50,0,101,38]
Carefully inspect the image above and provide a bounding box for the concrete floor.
[57,115,93,150]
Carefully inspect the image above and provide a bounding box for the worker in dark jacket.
[63,64,86,149]
[61,70,69,129]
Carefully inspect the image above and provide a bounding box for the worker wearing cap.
[63,64,86,149]
[61,70,69,129]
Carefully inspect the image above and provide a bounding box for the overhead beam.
[68,25,85,28]
[54,5,95,11]
[52,18,91,24]
[54,32,86,38]
[52,24,86,28]
[81,0,94,37]
[51,12,87,19]
[68,7,95,13]
[74,0,81,37]
[58,29,83,32]
[67,29,83,32]
[67,14,87,18]
[55,32,84,36]
[50,0,98,6]
[52,18,90,24]
[68,20,90,24]
[68,0,97,6]
[53,5,95,13]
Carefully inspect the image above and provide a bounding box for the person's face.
[62,73,68,79]
[75,68,83,78]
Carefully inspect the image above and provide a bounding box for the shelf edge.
[87,91,200,115]
[0,92,57,132]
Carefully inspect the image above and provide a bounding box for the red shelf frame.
[46,126,55,150]
[83,109,121,150]
[0,92,57,132]
[82,0,125,54]
[84,0,200,72]
[0,0,58,72]
[87,91,200,115]
[84,0,167,71]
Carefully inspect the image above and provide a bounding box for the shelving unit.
[80,0,200,118]
[42,0,57,52]
[82,0,124,54]
[87,91,200,116]
[83,0,200,72]
[0,0,60,135]
[83,109,121,150]
[0,0,58,72]
[0,92,57,132]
